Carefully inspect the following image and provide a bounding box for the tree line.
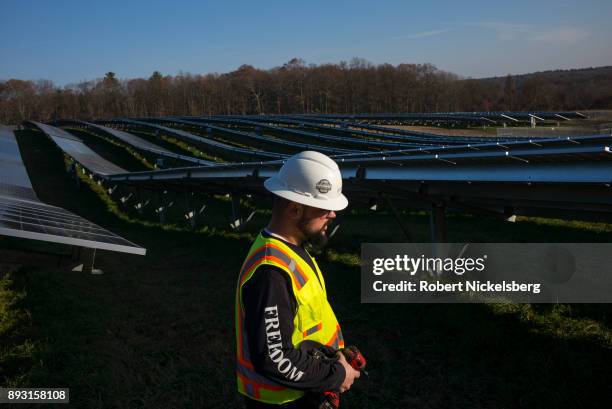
[1,58,611,125]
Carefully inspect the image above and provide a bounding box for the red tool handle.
[342,346,366,372]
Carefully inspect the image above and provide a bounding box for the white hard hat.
[264,151,348,211]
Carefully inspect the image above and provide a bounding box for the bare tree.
[1,63,611,124]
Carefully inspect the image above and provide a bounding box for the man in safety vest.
[235,151,360,408]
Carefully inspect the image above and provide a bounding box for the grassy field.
[1,129,611,408]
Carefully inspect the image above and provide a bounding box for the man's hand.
[336,351,360,393]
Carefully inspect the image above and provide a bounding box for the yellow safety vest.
[235,233,345,404]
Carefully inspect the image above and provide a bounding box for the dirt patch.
[376,125,495,137]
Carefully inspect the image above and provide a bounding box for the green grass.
[0,271,35,388]
[1,129,611,408]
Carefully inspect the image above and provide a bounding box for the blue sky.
[1,0,611,85]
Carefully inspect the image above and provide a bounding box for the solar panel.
[27,121,126,175]
[0,132,35,198]
[0,196,146,254]
[100,118,287,160]
[58,120,215,166]
[187,116,421,150]
[0,125,145,255]
[86,121,176,152]
[292,111,586,125]
[156,117,361,155]
[250,116,469,145]
[105,147,612,184]
[278,115,505,143]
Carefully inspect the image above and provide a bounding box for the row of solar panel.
[19,113,612,223]
[6,111,607,259]
[27,117,612,180]
[293,111,585,121]
[0,125,145,255]
[25,115,612,174]
[104,117,612,165]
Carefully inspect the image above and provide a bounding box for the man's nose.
[328,211,336,219]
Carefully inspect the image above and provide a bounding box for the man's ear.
[287,202,303,221]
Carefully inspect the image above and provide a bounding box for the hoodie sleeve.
[241,266,345,392]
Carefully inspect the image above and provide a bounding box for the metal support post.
[381,193,413,241]
[136,189,144,215]
[71,247,102,274]
[231,193,242,220]
[429,202,447,276]
[184,192,196,230]
[157,190,166,224]
[430,202,446,243]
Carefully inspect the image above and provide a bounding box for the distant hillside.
[478,66,612,83]
[471,66,612,109]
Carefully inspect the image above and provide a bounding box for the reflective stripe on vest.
[325,324,345,350]
[235,233,344,404]
[239,242,309,290]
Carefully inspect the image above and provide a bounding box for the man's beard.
[297,217,330,248]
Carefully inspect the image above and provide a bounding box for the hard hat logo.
[315,179,332,194]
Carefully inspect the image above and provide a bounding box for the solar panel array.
[278,115,499,140]
[0,125,146,255]
[244,115,500,144]
[54,119,215,166]
[16,111,612,223]
[97,118,287,161]
[182,116,426,150]
[292,111,587,124]
[152,117,362,156]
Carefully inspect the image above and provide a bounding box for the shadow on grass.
[320,254,612,409]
